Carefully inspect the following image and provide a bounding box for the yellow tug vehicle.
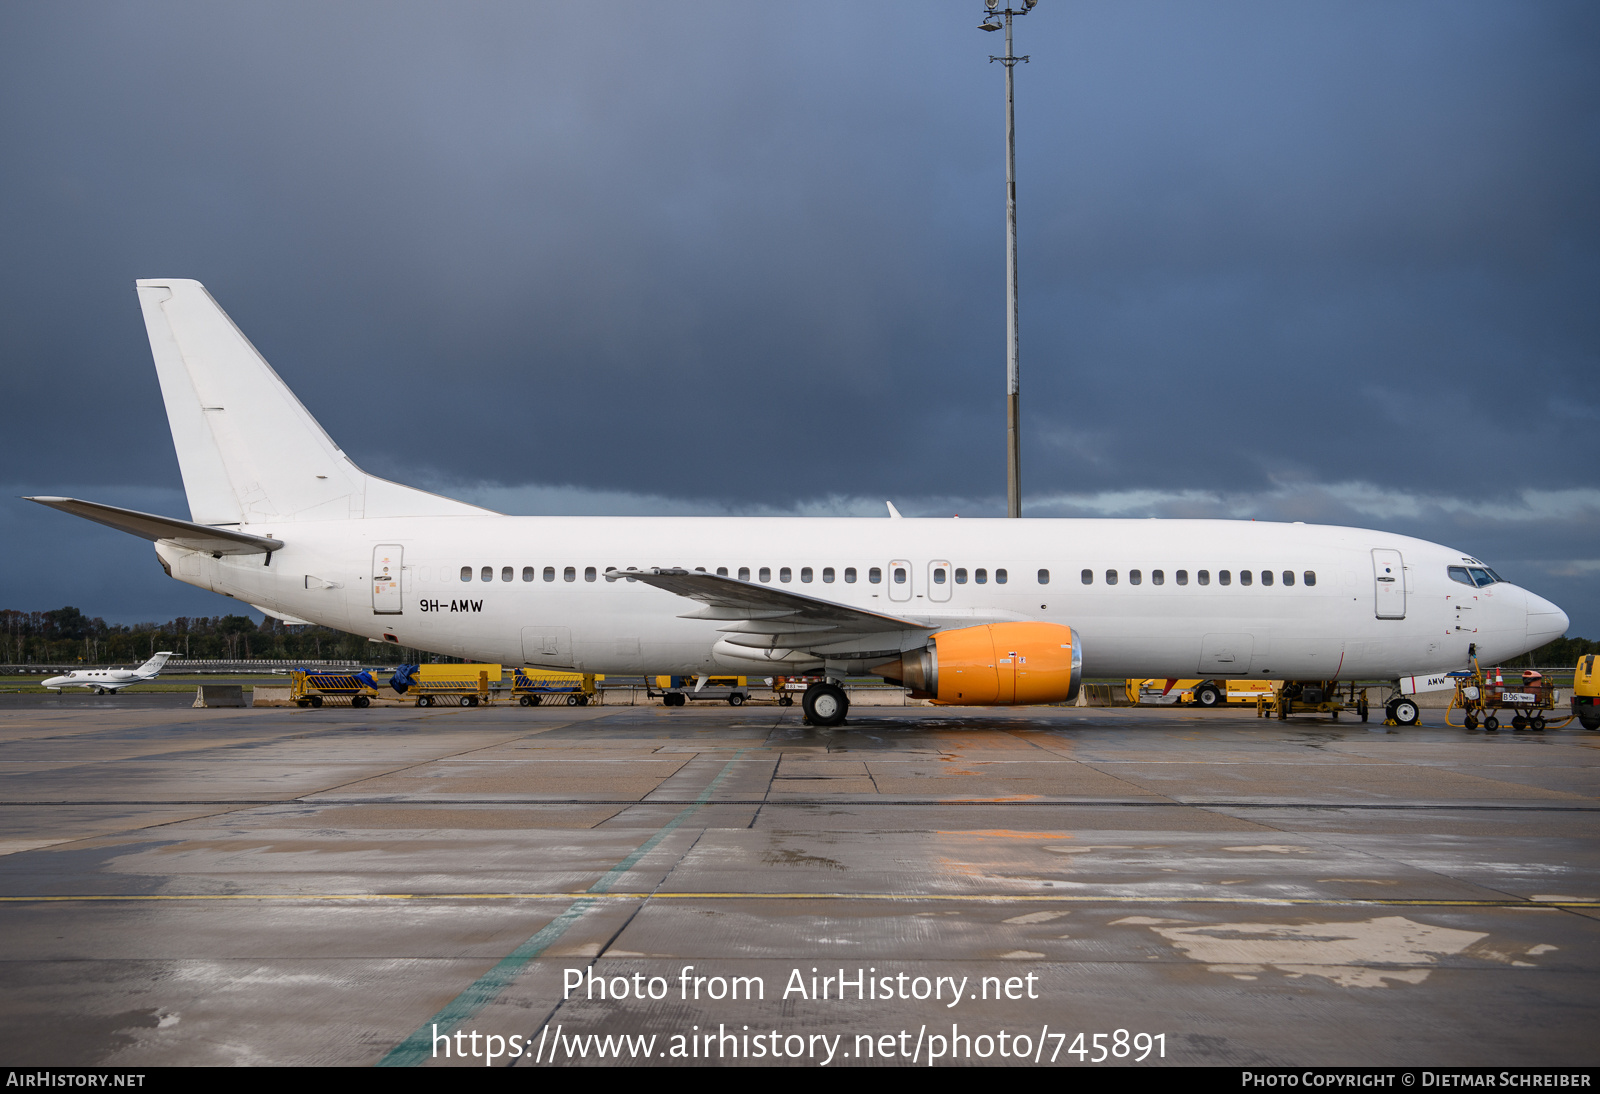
[1573,655,1600,731]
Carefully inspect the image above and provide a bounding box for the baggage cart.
[291,668,381,708]
[389,663,501,707]
[512,671,598,707]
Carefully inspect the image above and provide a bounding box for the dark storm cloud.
[1,1,1595,629]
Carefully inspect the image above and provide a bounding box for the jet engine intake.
[872,621,1081,705]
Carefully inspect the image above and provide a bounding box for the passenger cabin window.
[955,568,968,584]
[1219,570,1231,586]
[461,566,472,582]
[1197,570,1210,586]
[780,567,792,583]
[1303,571,1317,586]
[759,567,771,582]
[739,567,750,581]
[1037,569,1049,584]
[1105,569,1118,586]
[1282,570,1294,586]
[584,567,596,582]
[996,568,1007,584]
[801,567,813,583]
[1260,570,1273,586]
[1130,569,1142,585]
[975,568,987,584]
[543,566,555,582]
[845,567,857,583]
[869,567,882,584]
[522,566,534,582]
[1081,569,1093,585]
[1176,570,1188,585]
[893,566,907,584]
[564,566,576,582]
[501,566,513,582]
[1240,570,1252,586]
[823,567,835,583]
[716,567,728,577]
[933,568,946,584]
[1152,570,1164,585]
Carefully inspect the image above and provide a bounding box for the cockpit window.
[1451,565,1500,588]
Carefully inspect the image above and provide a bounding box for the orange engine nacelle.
[872,622,1082,706]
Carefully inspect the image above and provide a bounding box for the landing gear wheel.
[352,695,370,709]
[1532,714,1546,731]
[309,695,323,708]
[1464,714,1478,730]
[1512,715,1527,731]
[519,695,533,707]
[1391,698,1419,726]
[1194,684,1223,709]
[566,694,582,706]
[778,695,794,707]
[802,683,849,727]
[1484,715,1499,732]
[728,693,745,706]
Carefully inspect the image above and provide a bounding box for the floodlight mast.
[980,0,1034,518]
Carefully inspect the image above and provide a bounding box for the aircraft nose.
[1525,590,1569,649]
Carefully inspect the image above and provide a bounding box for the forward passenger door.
[1372,549,1406,619]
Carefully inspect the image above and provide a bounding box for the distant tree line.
[0,607,445,666]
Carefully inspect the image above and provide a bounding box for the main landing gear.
[801,682,850,728]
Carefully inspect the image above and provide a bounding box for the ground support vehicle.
[649,675,752,707]
[390,663,501,707]
[291,668,380,708]
[1256,680,1388,724]
[1128,678,1276,708]
[1574,656,1599,731]
[512,671,598,707]
[1449,663,1570,731]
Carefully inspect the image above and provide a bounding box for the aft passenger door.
[372,545,403,615]
[1372,549,1405,619]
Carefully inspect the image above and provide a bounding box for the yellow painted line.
[1,892,1595,907]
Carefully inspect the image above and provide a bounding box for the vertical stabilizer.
[136,651,174,675]
[136,279,490,525]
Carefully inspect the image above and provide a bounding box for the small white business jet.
[27,281,1568,726]
[41,652,174,694]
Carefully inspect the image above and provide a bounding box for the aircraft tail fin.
[135,280,492,525]
[137,651,174,675]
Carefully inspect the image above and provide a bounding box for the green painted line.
[377,748,750,1067]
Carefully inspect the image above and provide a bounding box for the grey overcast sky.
[2,1,1596,634]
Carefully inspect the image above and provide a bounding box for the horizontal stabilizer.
[24,496,283,555]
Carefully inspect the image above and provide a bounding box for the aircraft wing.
[607,567,936,657]
[25,497,283,556]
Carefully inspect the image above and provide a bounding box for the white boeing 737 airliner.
[27,280,1568,726]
